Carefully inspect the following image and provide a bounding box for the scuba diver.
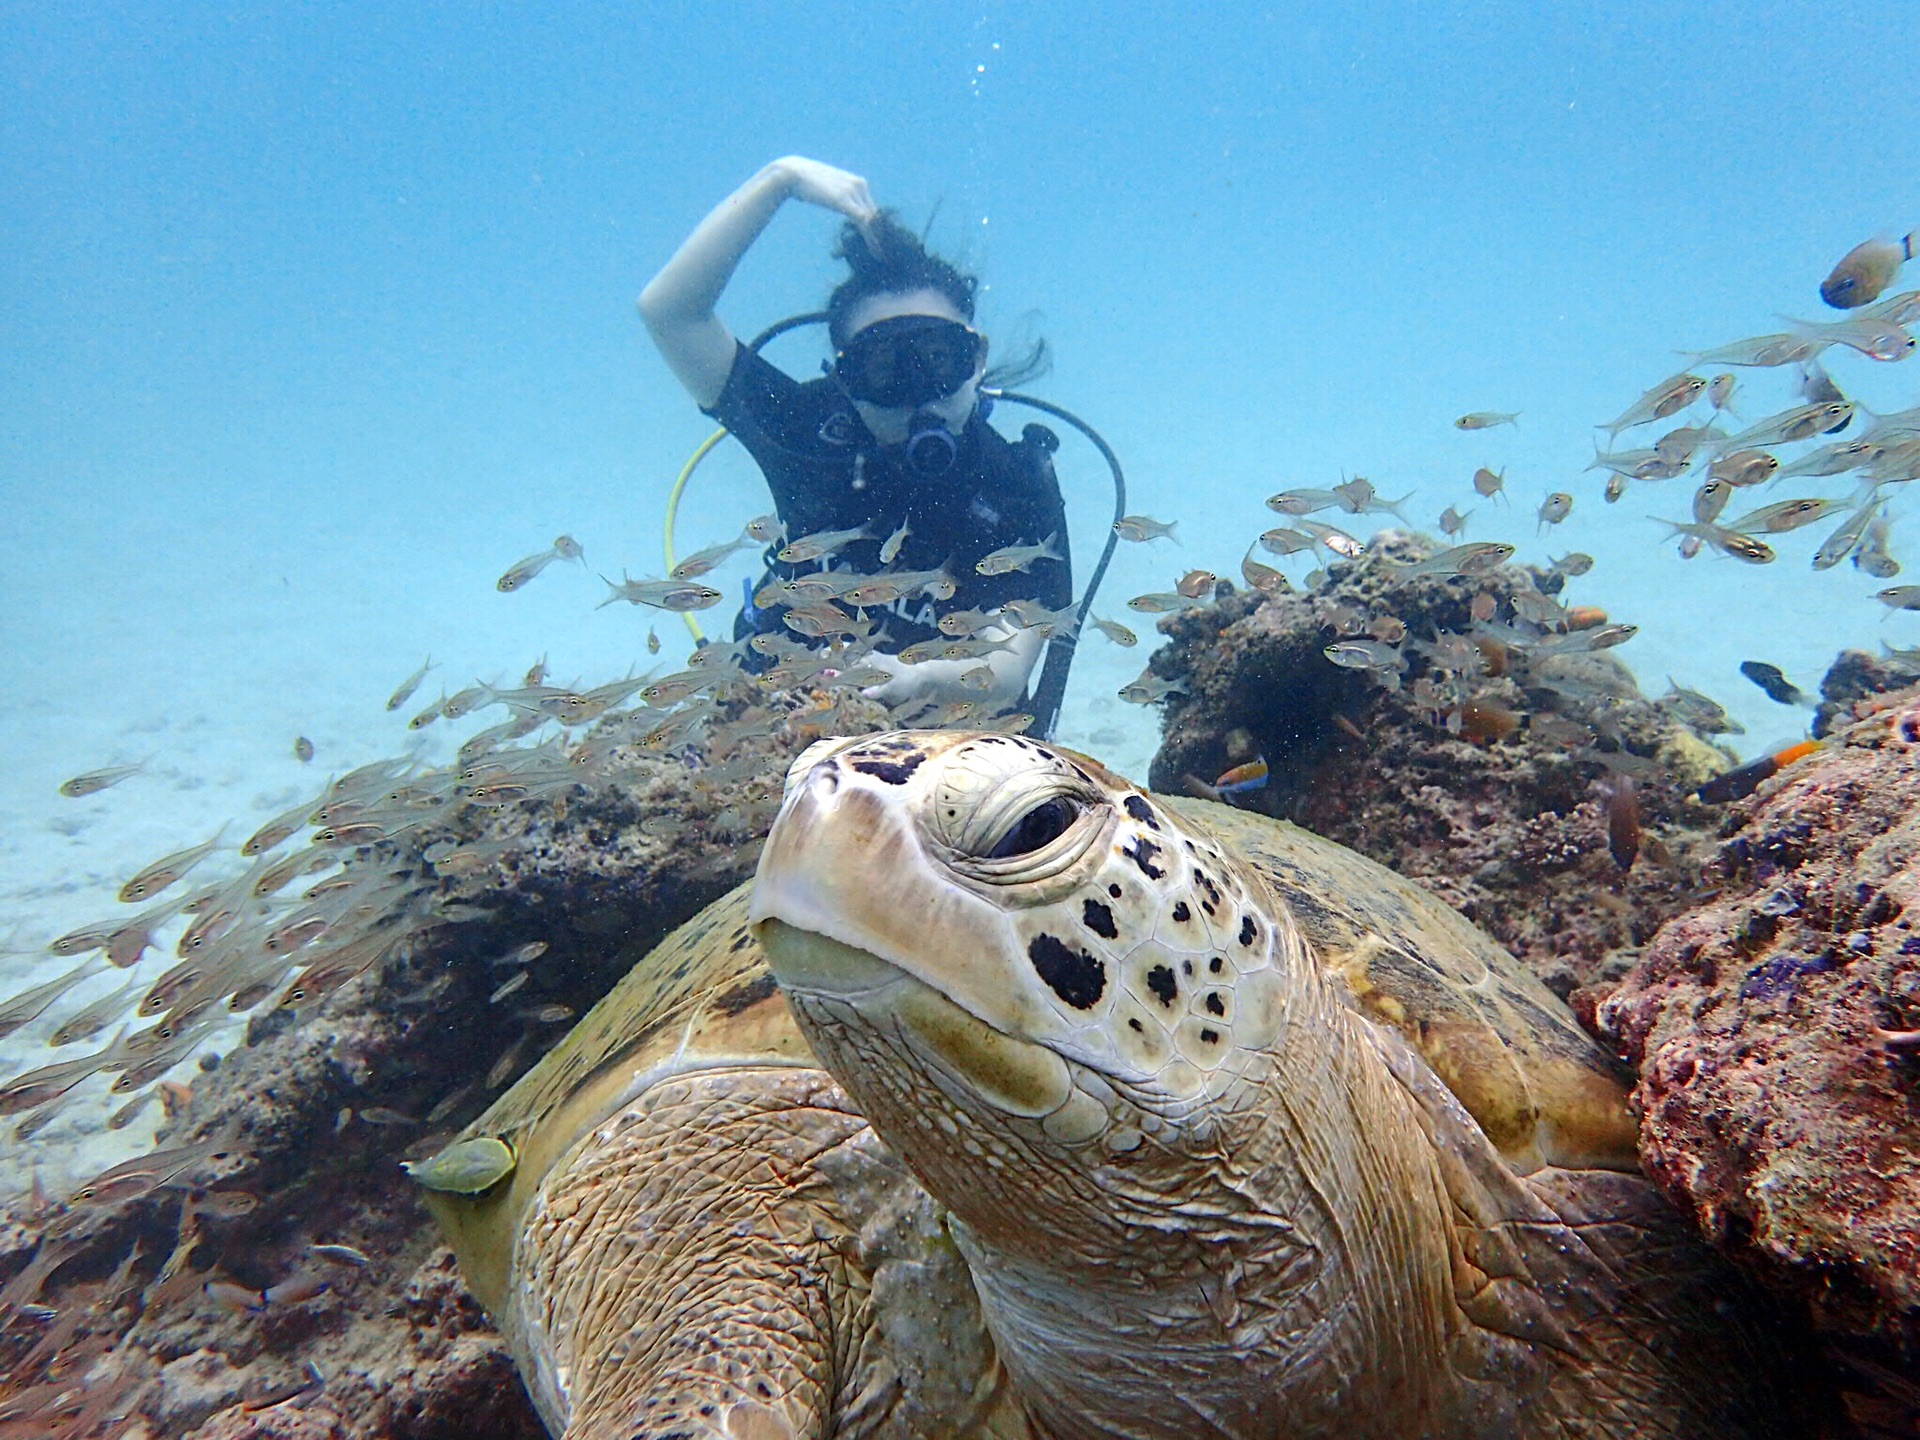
[640,155,1072,717]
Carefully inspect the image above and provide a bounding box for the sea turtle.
[748,730,1827,1440]
[415,881,1032,1440]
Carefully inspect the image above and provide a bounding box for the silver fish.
[384,657,435,712]
[878,519,912,565]
[1600,373,1705,440]
[597,575,725,612]
[976,535,1064,575]
[776,524,870,565]
[669,533,752,579]
[1455,411,1518,430]
[1113,515,1179,542]
[1724,497,1846,535]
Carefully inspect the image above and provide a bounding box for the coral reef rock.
[1597,685,1920,1355]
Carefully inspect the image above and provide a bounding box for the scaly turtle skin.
[415,884,1029,1440]
[752,731,1824,1440]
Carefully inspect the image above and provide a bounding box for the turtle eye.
[985,797,1079,859]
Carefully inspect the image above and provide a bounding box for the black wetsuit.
[703,342,1072,654]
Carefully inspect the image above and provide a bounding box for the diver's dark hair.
[826,211,1051,389]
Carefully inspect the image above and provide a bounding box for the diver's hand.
[771,157,878,235]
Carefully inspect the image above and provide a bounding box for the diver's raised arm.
[640,157,878,408]
[862,624,1046,713]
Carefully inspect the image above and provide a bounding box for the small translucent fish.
[408,693,447,730]
[914,701,985,729]
[1685,332,1827,368]
[1323,642,1404,691]
[1266,488,1343,516]
[776,524,870,564]
[1471,466,1506,499]
[553,534,584,562]
[119,832,226,904]
[1705,449,1778,487]
[1855,508,1900,579]
[1602,473,1628,504]
[1385,542,1514,585]
[310,1243,372,1268]
[976,534,1064,575]
[383,658,435,713]
[1175,570,1217,599]
[1001,599,1080,635]
[1706,374,1738,413]
[1691,479,1734,524]
[1724,497,1845,534]
[669,533,752,580]
[1586,446,1688,481]
[403,1135,516,1194]
[878,519,912,565]
[1811,500,1883,571]
[1126,592,1204,614]
[1331,476,1411,520]
[1859,290,1920,326]
[359,1106,416,1126]
[1455,412,1518,430]
[1653,520,1774,564]
[0,960,99,1040]
[1720,403,1850,453]
[1469,593,1498,622]
[1211,757,1269,795]
[646,628,661,654]
[1536,493,1573,532]
[1438,505,1470,537]
[1821,233,1914,310]
[1550,552,1594,577]
[956,665,995,692]
[1295,519,1364,558]
[597,574,725,611]
[496,542,568,593]
[1773,438,1877,481]
[1875,584,1920,611]
[1118,672,1188,704]
[1090,617,1139,646]
[1653,423,1725,464]
[744,513,783,545]
[48,977,142,1048]
[937,606,1002,637]
[490,939,549,968]
[1600,373,1706,440]
[1113,515,1179,543]
[1258,527,1315,556]
[1238,550,1289,595]
[58,762,145,799]
[1659,681,1742,737]
[1789,314,1916,363]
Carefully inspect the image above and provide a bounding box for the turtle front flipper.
[515,1065,869,1440]
[418,885,1023,1440]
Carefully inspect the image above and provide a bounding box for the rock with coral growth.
[1595,687,1920,1354]
[1142,538,1731,998]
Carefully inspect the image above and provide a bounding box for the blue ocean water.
[2,2,1919,1163]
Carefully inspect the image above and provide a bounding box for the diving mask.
[833,315,985,409]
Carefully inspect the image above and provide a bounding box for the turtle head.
[751,730,1305,1257]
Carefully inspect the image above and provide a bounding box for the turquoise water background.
[6,1,1920,949]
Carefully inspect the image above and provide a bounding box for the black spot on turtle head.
[1127,1017,1143,1032]
[1123,835,1165,879]
[1199,1027,1219,1043]
[1181,960,1193,977]
[1208,956,1224,974]
[1108,883,1123,899]
[1146,964,1178,1006]
[1204,992,1225,1016]
[1172,900,1191,923]
[1029,933,1106,1009]
[1123,794,1159,829]
[1239,914,1257,947]
[1082,898,1119,939]
[850,750,925,785]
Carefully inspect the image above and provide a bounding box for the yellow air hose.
[662,427,731,642]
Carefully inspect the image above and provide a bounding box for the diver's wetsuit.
[704,342,1072,653]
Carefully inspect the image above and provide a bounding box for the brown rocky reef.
[1596,682,1920,1395]
[1144,536,1732,998]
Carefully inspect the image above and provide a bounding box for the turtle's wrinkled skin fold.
[418,885,1028,1440]
[752,731,1823,1440]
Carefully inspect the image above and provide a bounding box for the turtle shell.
[419,882,812,1311]
[1164,797,1639,1175]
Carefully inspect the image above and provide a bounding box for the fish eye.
[984,797,1080,860]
